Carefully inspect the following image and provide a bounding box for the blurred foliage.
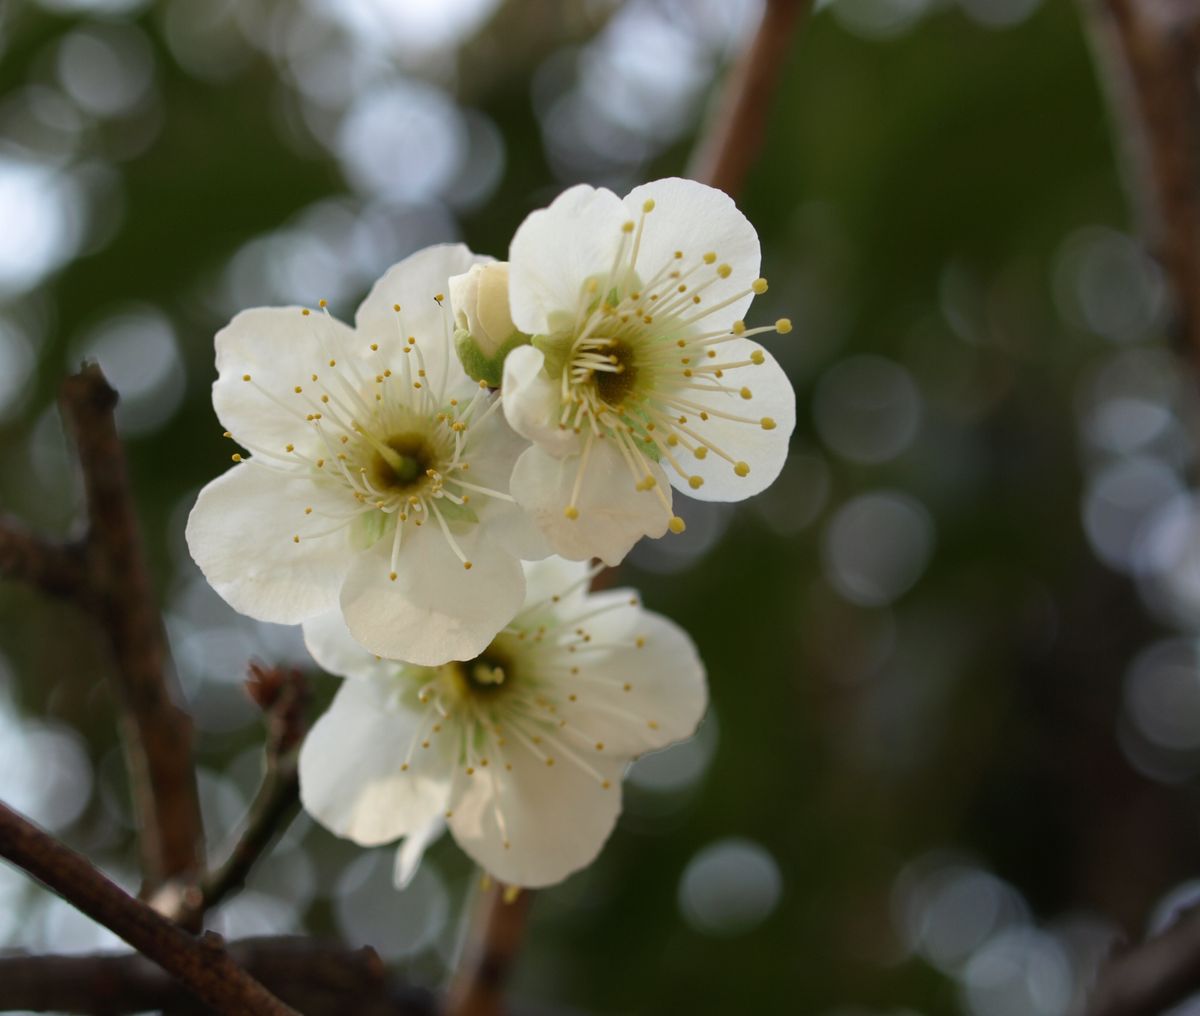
[0,1,1197,1014]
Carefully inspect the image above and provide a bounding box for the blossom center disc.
[445,644,516,703]
[369,432,435,493]
[591,339,639,407]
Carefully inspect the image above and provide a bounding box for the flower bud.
[449,261,530,388]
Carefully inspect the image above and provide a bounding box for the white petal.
[508,184,628,336]
[299,678,452,847]
[625,178,761,332]
[500,345,578,456]
[302,611,395,682]
[519,556,594,612]
[559,611,707,757]
[669,340,795,501]
[186,461,354,624]
[459,398,551,561]
[356,244,490,399]
[510,441,671,566]
[340,521,525,666]
[213,307,356,455]
[393,817,445,890]
[446,733,625,888]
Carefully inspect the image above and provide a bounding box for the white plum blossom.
[500,177,796,565]
[298,556,708,889]
[186,244,546,667]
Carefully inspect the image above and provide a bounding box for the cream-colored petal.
[186,461,354,624]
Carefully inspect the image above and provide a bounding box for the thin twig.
[1084,0,1200,358]
[446,884,536,1016]
[0,801,299,1016]
[156,665,309,924]
[0,519,86,600]
[687,0,812,199]
[1084,904,1200,1016]
[58,364,204,891]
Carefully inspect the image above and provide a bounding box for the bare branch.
[0,519,86,601]
[1084,0,1200,358]
[446,884,536,1016]
[0,801,298,1016]
[1085,904,1200,1016]
[58,364,204,890]
[0,938,439,1015]
[156,665,309,924]
[687,0,812,199]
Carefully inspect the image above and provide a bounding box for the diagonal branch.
[688,0,813,199]
[156,665,308,924]
[1084,903,1200,1016]
[0,800,298,1016]
[0,938,439,1015]
[0,519,86,602]
[1084,0,1200,360]
[58,364,204,891]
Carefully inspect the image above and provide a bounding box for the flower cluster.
[187,177,795,890]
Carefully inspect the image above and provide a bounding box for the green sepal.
[531,332,572,379]
[454,328,531,389]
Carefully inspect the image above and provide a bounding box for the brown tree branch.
[687,0,812,199]
[0,801,298,1016]
[58,364,204,891]
[1084,0,1200,358]
[1084,904,1200,1016]
[0,938,439,1015]
[0,519,86,600]
[446,884,536,1016]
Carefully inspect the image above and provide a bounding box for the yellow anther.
[316,458,325,467]
[669,516,686,534]
[682,369,693,378]
[301,309,310,316]
[393,303,401,312]
[222,431,232,438]
[667,434,679,447]
[776,317,793,334]
[622,220,635,233]
[595,742,605,751]
[311,373,318,381]
[674,250,684,259]
[694,446,708,460]
[623,682,632,691]
[503,886,521,904]
[463,561,473,570]
[304,506,313,514]
[601,780,612,789]
[732,320,746,335]
[761,417,777,430]
[717,264,732,279]
[321,395,330,403]
[231,453,242,462]
[389,571,397,581]
[294,385,302,393]
[636,637,647,648]
[735,461,750,477]
[545,757,555,767]
[241,374,251,382]
[466,766,475,775]
[370,342,379,351]
[740,387,752,399]
[318,298,328,308]
[752,278,768,294]
[285,443,294,452]
[328,358,336,366]
[564,506,579,520]
[751,350,765,365]
[703,251,717,264]
[643,198,655,212]
[647,720,659,730]
[292,535,300,543]
[688,475,704,489]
